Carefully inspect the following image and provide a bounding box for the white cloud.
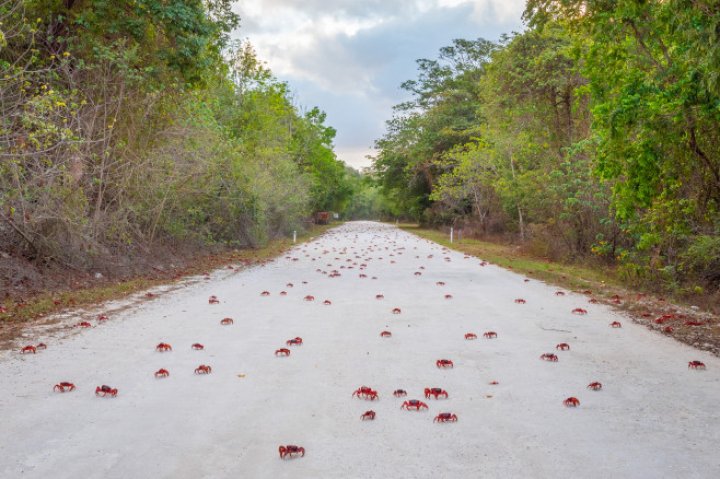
[437,0,525,22]
[232,0,526,168]
[336,146,378,169]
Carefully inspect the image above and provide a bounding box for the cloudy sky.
[232,0,527,169]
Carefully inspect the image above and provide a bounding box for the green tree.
[526,0,720,283]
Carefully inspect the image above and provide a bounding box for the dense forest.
[0,0,369,280]
[2,0,719,300]
[372,1,720,295]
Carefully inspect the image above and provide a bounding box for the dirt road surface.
[1,222,718,478]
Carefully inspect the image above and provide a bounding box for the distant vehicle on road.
[314,211,330,225]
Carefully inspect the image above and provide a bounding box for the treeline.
[373,1,720,294]
[0,0,358,274]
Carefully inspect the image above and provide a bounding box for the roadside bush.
[680,236,720,289]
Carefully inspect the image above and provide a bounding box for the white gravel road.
[1,222,719,479]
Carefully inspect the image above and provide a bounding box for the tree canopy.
[0,1,355,269]
[373,2,720,293]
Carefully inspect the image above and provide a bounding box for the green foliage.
[375,3,720,292]
[374,38,495,222]
[523,0,720,288]
[680,235,720,286]
[343,168,389,220]
[291,107,352,212]
[0,4,352,268]
[376,28,610,255]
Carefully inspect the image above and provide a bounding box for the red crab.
[514,298,526,304]
[587,382,602,390]
[465,333,477,340]
[275,348,291,357]
[483,331,497,339]
[20,345,36,354]
[191,343,204,350]
[36,343,47,350]
[304,295,315,302]
[572,308,588,315]
[556,343,570,351]
[352,386,375,398]
[563,397,580,407]
[610,321,622,328]
[279,291,288,296]
[154,368,170,378]
[361,410,376,420]
[194,364,212,374]
[414,272,422,276]
[95,385,118,397]
[540,353,559,362]
[97,314,109,321]
[279,445,305,459]
[489,380,499,385]
[434,413,458,423]
[354,388,379,400]
[220,318,234,325]
[688,361,706,370]
[380,330,392,338]
[286,283,294,288]
[436,281,445,286]
[588,298,599,304]
[376,294,384,300]
[436,359,454,368]
[444,294,453,299]
[286,337,303,346]
[654,314,677,324]
[393,389,407,397]
[685,321,705,326]
[555,291,565,296]
[359,274,367,278]
[260,291,270,296]
[54,382,75,392]
[208,295,220,304]
[401,399,429,411]
[424,387,448,399]
[156,342,172,352]
[77,321,92,328]
[323,300,332,305]
[392,307,402,314]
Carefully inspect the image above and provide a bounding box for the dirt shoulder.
[401,225,720,356]
[0,224,338,348]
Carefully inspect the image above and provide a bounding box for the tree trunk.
[509,153,525,241]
